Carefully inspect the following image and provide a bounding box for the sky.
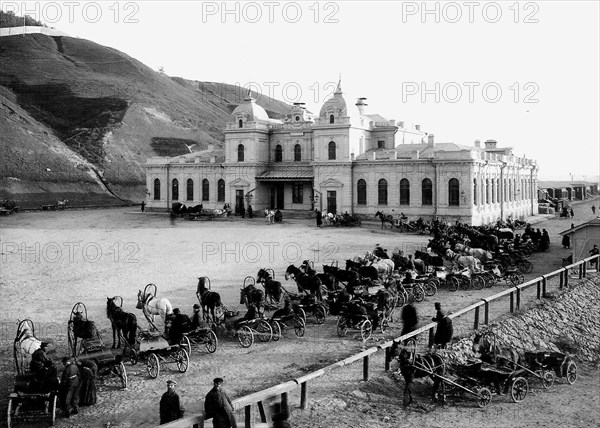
[3,0,599,181]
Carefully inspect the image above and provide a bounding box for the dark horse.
[375,211,395,229]
[240,284,264,314]
[197,277,222,322]
[472,331,520,368]
[106,297,138,349]
[256,269,284,305]
[70,311,100,354]
[345,259,378,281]
[322,264,359,292]
[391,340,445,405]
[285,265,324,301]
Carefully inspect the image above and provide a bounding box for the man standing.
[315,209,322,227]
[401,303,418,345]
[432,302,453,349]
[592,205,596,215]
[141,201,145,212]
[205,378,237,428]
[160,380,184,424]
[590,245,600,270]
[60,357,80,417]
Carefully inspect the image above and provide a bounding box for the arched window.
[473,178,477,206]
[202,179,209,201]
[238,119,243,128]
[294,144,302,162]
[449,178,460,206]
[400,178,410,205]
[186,178,193,201]
[357,179,367,205]
[422,178,433,206]
[153,178,161,200]
[217,179,225,202]
[329,114,335,124]
[237,144,244,162]
[378,179,388,205]
[172,179,179,200]
[275,145,283,162]
[328,141,336,160]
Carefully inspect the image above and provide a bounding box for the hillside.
[0,33,291,207]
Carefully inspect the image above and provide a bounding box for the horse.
[240,283,265,314]
[256,269,284,305]
[391,340,446,405]
[196,277,222,322]
[445,249,481,271]
[364,252,395,277]
[285,265,325,301]
[375,211,395,229]
[454,243,492,263]
[264,209,275,224]
[472,331,520,368]
[16,319,42,355]
[136,288,173,322]
[414,250,444,268]
[57,198,69,210]
[187,204,203,214]
[345,259,378,281]
[70,311,100,353]
[106,297,138,349]
[323,264,360,291]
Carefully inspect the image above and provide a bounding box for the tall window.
[186,179,193,201]
[294,144,302,162]
[377,140,385,149]
[275,145,283,162]
[400,178,410,205]
[422,178,433,205]
[238,119,243,128]
[202,179,209,201]
[328,141,336,160]
[503,179,507,202]
[292,183,303,203]
[237,144,244,162]
[217,179,225,202]
[449,178,460,206]
[172,179,179,200]
[378,179,388,205]
[329,114,335,124]
[357,179,367,205]
[486,179,490,204]
[473,178,477,205]
[153,178,161,200]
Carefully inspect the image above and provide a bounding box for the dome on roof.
[319,80,347,120]
[232,94,269,122]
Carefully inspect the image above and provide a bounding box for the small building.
[559,219,600,262]
[538,181,599,202]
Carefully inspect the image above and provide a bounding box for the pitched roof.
[559,218,600,235]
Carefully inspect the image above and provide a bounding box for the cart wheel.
[255,319,273,342]
[315,305,326,324]
[396,291,407,307]
[424,280,437,296]
[48,394,57,426]
[297,307,307,325]
[447,277,459,292]
[293,316,305,337]
[176,348,189,373]
[205,330,218,353]
[180,336,191,356]
[472,275,485,290]
[117,361,128,389]
[518,260,533,274]
[476,387,492,408]
[413,285,425,302]
[484,272,496,288]
[380,317,389,334]
[7,397,14,428]
[147,353,160,378]
[566,361,577,384]
[509,271,524,286]
[337,317,348,337]
[271,321,282,341]
[541,370,555,389]
[237,326,254,348]
[510,377,528,402]
[460,277,472,290]
[360,319,372,342]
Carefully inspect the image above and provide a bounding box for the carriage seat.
[82,338,105,353]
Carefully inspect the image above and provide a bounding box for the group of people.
[29,342,97,418]
[400,302,453,349]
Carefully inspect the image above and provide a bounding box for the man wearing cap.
[205,378,237,428]
[432,302,453,349]
[160,380,184,424]
[59,357,80,417]
[30,342,58,390]
[191,304,203,330]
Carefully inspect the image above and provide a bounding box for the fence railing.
[159,254,599,428]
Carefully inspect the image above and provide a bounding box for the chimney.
[356,98,367,115]
[427,134,435,146]
[484,139,497,150]
[415,124,420,131]
[474,139,481,148]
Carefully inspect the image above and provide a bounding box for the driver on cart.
[344,300,368,326]
[168,308,192,345]
[270,299,293,321]
[30,342,59,391]
[226,303,259,331]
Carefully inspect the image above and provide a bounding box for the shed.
[559,219,600,262]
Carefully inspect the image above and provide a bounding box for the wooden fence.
[159,254,599,428]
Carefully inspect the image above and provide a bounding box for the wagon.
[336,303,375,342]
[8,319,58,428]
[521,351,577,385]
[268,312,306,341]
[67,302,128,388]
[212,307,273,348]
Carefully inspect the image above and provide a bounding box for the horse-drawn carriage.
[8,319,58,427]
[132,284,190,378]
[0,198,18,215]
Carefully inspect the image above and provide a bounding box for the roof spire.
[335,74,342,94]
[244,87,255,102]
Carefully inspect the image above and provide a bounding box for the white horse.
[445,249,481,271]
[455,243,493,262]
[364,252,395,277]
[136,289,173,323]
[57,198,69,210]
[265,209,275,224]
[16,320,42,356]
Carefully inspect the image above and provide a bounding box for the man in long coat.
[205,378,237,428]
[432,302,453,349]
[160,380,184,424]
[60,357,80,417]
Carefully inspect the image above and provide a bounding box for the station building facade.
[144,82,538,225]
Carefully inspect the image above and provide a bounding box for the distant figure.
[590,245,600,270]
[160,380,184,424]
[271,401,291,428]
[561,234,571,249]
[432,302,453,349]
[78,359,97,406]
[570,207,574,218]
[205,378,237,428]
[592,205,596,215]
[247,204,253,219]
[315,209,322,227]
[141,201,146,212]
[401,303,418,344]
[60,357,80,417]
[274,209,283,223]
[191,304,203,330]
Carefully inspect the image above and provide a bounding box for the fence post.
[281,392,289,418]
[516,287,521,310]
[484,300,489,325]
[542,276,547,297]
[536,279,541,299]
[510,292,514,313]
[578,263,582,279]
[363,354,370,381]
[257,401,267,424]
[384,347,391,371]
[428,328,434,347]
[559,270,564,289]
[565,268,569,287]
[473,306,480,330]
[245,405,252,428]
[300,382,307,409]
[583,262,587,278]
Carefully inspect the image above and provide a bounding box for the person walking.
[160,380,184,424]
[247,204,253,219]
[432,302,453,349]
[561,234,571,249]
[205,378,237,428]
[592,205,596,215]
[570,207,574,218]
[315,209,322,227]
[141,201,145,212]
[60,357,80,417]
